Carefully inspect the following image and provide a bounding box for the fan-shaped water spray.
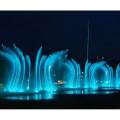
[0,44,119,95]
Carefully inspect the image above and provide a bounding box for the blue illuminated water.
[0,88,118,100]
[0,44,120,101]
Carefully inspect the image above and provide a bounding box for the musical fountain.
[0,24,120,100]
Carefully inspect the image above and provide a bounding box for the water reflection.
[1,88,119,101]
[5,91,55,100]
[64,89,118,95]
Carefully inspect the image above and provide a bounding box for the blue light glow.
[0,44,120,99]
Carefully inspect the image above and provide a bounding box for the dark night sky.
[0,11,120,65]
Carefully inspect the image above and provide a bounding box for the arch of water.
[0,44,119,93]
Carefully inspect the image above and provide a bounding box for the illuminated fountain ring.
[0,44,120,100]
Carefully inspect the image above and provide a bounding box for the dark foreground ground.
[0,93,120,109]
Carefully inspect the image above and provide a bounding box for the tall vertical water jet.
[38,55,47,91]
[25,55,31,91]
[84,22,91,89]
[13,44,26,92]
[34,47,42,92]
[71,59,81,88]
[84,60,91,88]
